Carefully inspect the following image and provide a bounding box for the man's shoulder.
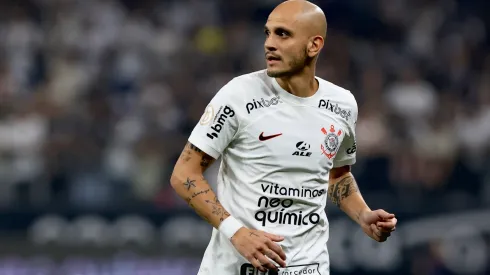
[317,76,357,108]
[219,70,272,100]
[213,70,272,116]
[230,69,270,87]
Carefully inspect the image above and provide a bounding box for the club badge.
[321,125,342,159]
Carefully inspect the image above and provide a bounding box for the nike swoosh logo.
[259,132,282,141]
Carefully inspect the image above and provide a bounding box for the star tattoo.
[184,178,196,190]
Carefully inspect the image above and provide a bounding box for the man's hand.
[359,209,397,242]
[231,227,287,272]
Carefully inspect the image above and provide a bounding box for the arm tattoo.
[178,143,204,163]
[187,188,211,201]
[183,178,196,190]
[200,154,213,168]
[178,147,192,162]
[185,143,214,168]
[205,196,231,222]
[328,176,359,207]
[186,194,230,224]
[190,143,202,153]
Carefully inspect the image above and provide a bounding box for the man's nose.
[264,37,277,52]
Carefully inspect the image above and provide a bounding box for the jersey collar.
[271,76,323,106]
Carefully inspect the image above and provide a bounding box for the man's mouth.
[266,56,281,61]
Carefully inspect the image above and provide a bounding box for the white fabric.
[189,70,358,275]
[219,216,245,240]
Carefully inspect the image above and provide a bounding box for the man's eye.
[277,30,288,37]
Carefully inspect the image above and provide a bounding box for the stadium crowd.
[0,0,489,216]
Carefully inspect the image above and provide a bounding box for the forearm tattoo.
[205,196,231,222]
[186,194,230,224]
[177,142,223,225]
[328,176,360,207]
[183,176,229,224]
[183,178,196,190]
[187,188,211,201]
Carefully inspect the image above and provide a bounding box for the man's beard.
[267,51,309,78]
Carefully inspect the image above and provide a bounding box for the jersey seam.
[228,77,247,146]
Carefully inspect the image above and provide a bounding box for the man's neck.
[275,69,319,98]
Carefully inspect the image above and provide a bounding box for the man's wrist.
[218,216,244,240]
[358,208,371,225]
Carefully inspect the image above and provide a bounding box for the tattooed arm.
[170,142,230,228]
[328,166,397,242]
[171,142,288,270]
[328,165,370,224]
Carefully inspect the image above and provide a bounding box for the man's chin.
[266,69,289,78]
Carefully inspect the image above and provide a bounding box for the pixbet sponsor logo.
[206,106,235,139]
[318,99,351,121]
[246,96,281,114]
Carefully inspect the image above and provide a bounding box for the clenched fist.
[231,227,287,272]
[359,209,397,242]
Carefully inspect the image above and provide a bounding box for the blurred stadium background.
[0,0,489,274]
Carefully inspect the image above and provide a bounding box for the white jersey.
[189,70,358,275]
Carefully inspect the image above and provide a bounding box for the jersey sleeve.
[333,96,358,168]
[188,79,243,159]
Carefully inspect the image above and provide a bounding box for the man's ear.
[307,35,324,58]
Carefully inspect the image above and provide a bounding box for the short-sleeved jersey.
[189,70,358,275]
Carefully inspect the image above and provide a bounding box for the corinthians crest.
[321,125,342,159]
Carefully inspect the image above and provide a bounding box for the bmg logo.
[206,105,235,139]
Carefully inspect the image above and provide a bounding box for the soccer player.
[170,0,397,274]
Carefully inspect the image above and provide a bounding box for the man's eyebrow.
[264,25,294,34]
[277,26,292,33]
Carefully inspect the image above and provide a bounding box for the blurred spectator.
[0,1,488,274]
[0,0,486,217]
